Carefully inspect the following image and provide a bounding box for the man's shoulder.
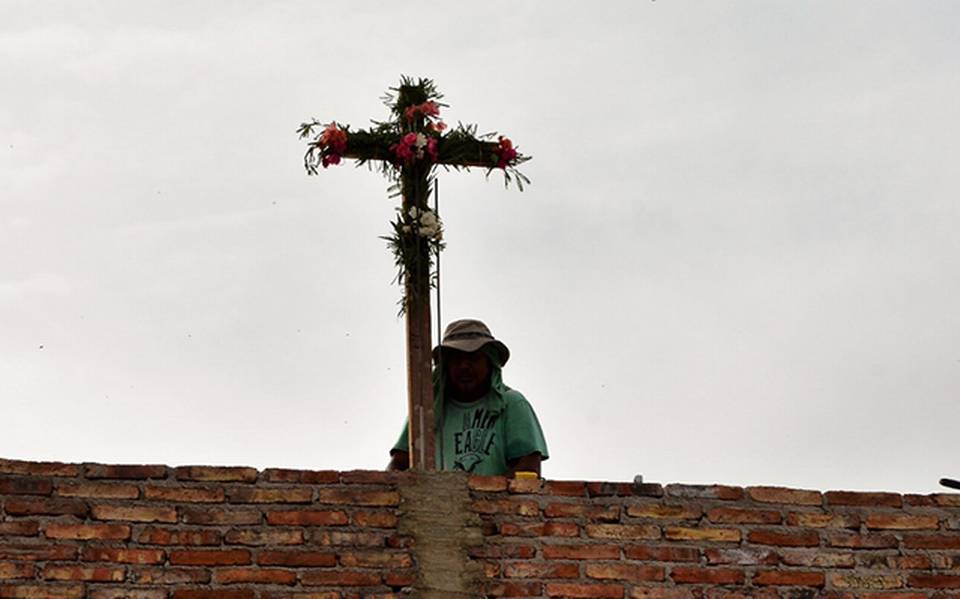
[500,387,533,408]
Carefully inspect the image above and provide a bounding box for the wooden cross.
[299,78,528,471]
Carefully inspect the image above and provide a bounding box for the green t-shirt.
[393,390,548,476]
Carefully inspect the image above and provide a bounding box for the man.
[388,319,548,476]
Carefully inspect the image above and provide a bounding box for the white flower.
[420,211,438,227]
[401,225,412,233]
[407,206,419,219]
[418,225,437,238]
[415,133,427,148]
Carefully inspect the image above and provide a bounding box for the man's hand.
[508,452,542,477]
[387,450,410,471]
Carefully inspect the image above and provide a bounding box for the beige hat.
[432,319,510,366]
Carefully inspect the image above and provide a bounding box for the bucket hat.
[432,319,510,367]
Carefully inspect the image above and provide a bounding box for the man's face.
[444,348,492,400]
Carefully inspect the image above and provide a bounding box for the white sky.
[2,1,958,493]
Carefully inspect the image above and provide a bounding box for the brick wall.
[2,457,960,599]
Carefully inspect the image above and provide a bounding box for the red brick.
[748,529,819,547]
[300,471,341,484]
[825,491,902,508]
[707,507,781,524]
[227,487,313,503]
[85,464,166,479]
[173,466,257,482]
[753,570,825,586]
[472,499,539,516]
[830,573,903,589]
[880,555,933,569]
[352,511,398,528]
[545,502,620,521]
[486,581,543,597]
[130,567,210,584]
[824,532,897,549]
[903,534,960,550]
[0,584,85,598]
[904,494,936,506]
[317,488,400,506]
[0,478,52,496]
[587,482,634,497]
[300,570,381,586]
[383,569,416,586]
[544,481,588,496]
[143,485,224,502]
[665,526,740,542]
[504,562,579,579]
[909,575,960,589]
[0,564,34,580]
[45,523,130,540]
[172,591,255,599]
[169,549,251,565]
[866,514,939,530]
[509,477,543,494]
[665,484,743,500]
[214,568,297,585]
[933,494,960,507]
[628,504,701,520]
[137,526,221,545]
[861,594,926,599]
[630,588,697,599]
[546,583,625,598]
[671,567,745,585]
[544,544,620,560]
[4,498,87,517]
[266,510,349,526]
[585,563,664,583]
[469,475,509,492]
[786,512,860,529]
[0,522,38,537]
[704,591,781,599]
[704,548,778,566]
[340,469,406,484]
[469,544,537,559]
[626,545,700,562]
[0,544,76,561]
[91,504,177,523]
[585,524,660,540]
[42,565,125,582]
[56,482,139,499]
[748,486,822,506]
[780,549,855,568]
[224,528,304,546]
[0,459,80,477]
[87,591,167,599]
[80,547,165,564]
[258,550,336,567]
[314,530,385,546]
[180,506,260,525]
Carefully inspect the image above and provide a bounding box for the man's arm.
[508,452,542,477]
[387,450,409,471]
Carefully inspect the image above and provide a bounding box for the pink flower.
[403,101,441,122]
[426,137,438,161]
[402,132,418,146]
[319,122,347,154]
[428,121,447,133]
[495,136,517,169]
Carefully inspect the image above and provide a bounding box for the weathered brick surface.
[3,457,960,598]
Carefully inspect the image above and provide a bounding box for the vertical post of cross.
[398,84,436,471]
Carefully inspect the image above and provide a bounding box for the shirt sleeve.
[392,419,409,454]
[503,393,549,461]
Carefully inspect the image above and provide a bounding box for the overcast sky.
[2,1,958,493]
